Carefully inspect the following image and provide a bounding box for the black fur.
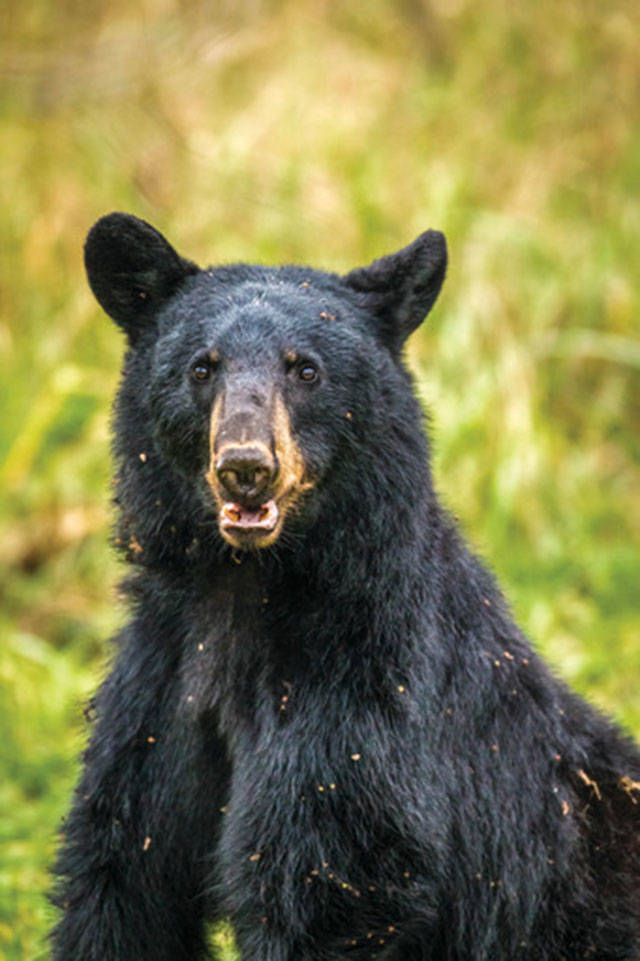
[51,213,640,960]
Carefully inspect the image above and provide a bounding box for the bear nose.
[215,446,277,502]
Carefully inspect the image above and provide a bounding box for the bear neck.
[112,382,478,669]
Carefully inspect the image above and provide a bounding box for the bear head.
[85,213,446,556]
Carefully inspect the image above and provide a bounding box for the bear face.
[85,213,447,553]
[146,272,384,550]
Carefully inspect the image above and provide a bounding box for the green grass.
[1,0,639,956]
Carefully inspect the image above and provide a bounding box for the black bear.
[52,212,640,961]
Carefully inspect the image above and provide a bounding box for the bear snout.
[215,444,278,503]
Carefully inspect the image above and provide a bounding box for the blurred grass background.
[1,0,639,956]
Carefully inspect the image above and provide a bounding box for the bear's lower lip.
[219,499,279,533]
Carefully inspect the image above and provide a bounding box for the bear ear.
[84,212,200,344]
[342,230,447,352]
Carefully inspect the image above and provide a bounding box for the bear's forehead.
[157,267,365,355]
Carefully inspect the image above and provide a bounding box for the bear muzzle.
[215,444,278,504]
[215,445,281,542]
[205,388,310,550]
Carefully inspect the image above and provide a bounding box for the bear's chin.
[219,524,284,551]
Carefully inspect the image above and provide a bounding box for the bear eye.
[299,363,318,383]
[191,362,211,382]
[190,352,219,383]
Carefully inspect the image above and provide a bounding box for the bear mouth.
[219,499,279,534]
[218,498,283,550]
